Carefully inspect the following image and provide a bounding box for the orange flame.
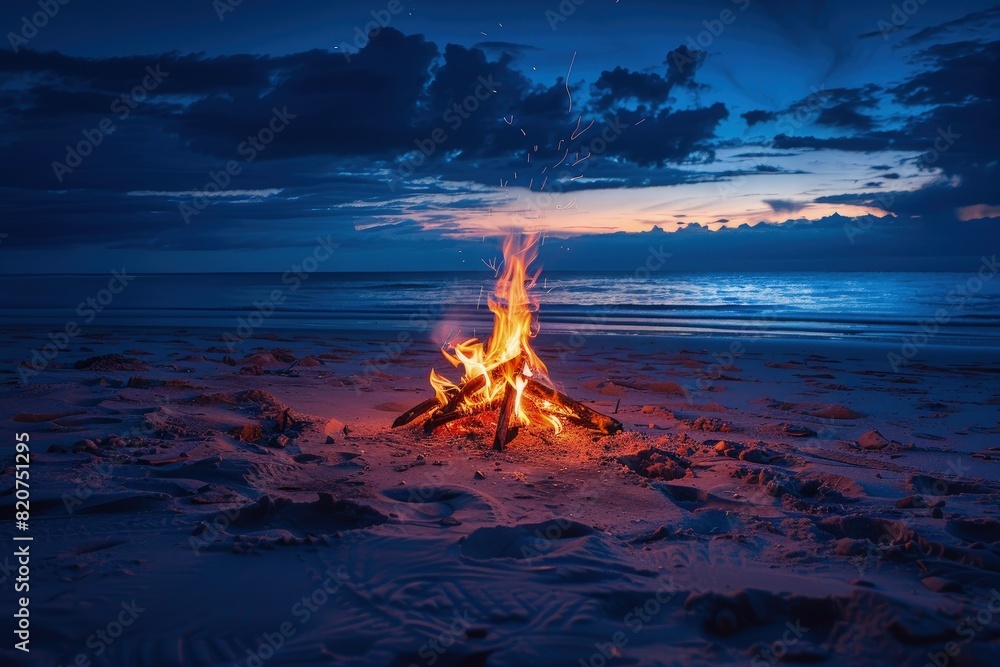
[429,234,556,430]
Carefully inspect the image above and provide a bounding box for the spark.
[528,177,533,189]
[634,118,646,126]
[557,139,564,150]
[481,31,488,36]
[570,175,583,180]
[552,148,569,168]
[556,198,577,210]
[520,128,527,137]
[477,286,484,309]
[564,51,576,113]
[571,152,591,166]
[541,176,548,190]
[503,115,513,125]
[481,257,503,277]
[571,116,595,141]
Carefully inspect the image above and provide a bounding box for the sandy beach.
[2,327,998,666]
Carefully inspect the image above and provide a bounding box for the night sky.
[1,0,997,272]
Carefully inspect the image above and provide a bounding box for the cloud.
[745,85,881,133]
[764,198,806,213]
[892,39,999,106]
[772,134,891,152]
[664,45,707,89]
[900,5,1000,46]
[603,103,729,167]
[741,110,777,127]
[591,66,672,110]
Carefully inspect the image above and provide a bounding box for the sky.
[0,0,997,272]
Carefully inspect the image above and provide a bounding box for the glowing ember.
[393,234,623,450]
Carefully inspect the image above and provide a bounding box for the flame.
[428,233,559,432]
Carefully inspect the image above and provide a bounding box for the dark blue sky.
[1,0,997,272]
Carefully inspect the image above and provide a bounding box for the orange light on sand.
[429,233,551,430]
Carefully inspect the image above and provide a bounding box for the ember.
[393,234,623,450]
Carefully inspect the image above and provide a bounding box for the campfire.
[392,234,623,450]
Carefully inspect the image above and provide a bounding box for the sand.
[1,328,999,666]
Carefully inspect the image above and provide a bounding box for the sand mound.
[618,448,690,480]
[460,520,594,560]
[766,399,864,419]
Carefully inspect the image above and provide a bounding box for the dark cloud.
[884,40,1000,220]
[664,45,706,89]
[764,199,806,213]
[591,66,672,110]
[772,134,891,152]
[754,85,882,133]
[891,39,998,106]
[606,103,729,167]
[900,5,1000,46]
[741,110,777,127]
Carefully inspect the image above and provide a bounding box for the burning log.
[423,400,499,434]
[391,397,443,429]
[492,382,519,452]
[393,374,490,430]
[525,379,623,435]
[441,374,487,414]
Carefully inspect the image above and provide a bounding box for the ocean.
[2,271,999,347]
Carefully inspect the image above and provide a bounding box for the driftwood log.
[391,396,443,429]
